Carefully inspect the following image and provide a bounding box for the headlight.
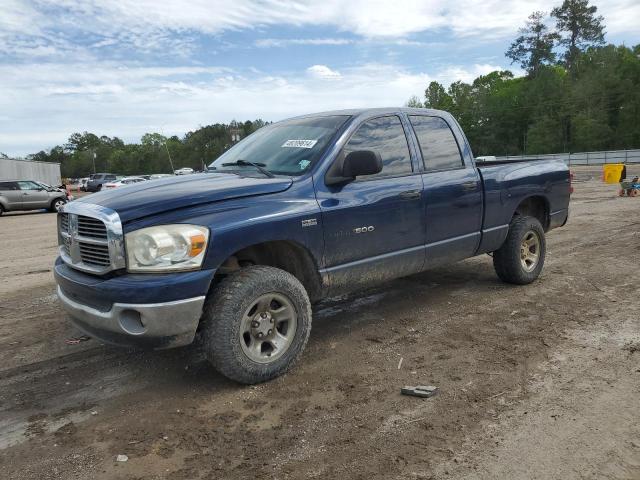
[125,225,209,272]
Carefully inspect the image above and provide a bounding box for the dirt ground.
[1,166,639,480]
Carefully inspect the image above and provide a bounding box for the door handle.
[399,190,422,200]
[462,181,478,191]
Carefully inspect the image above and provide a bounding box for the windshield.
[209,115,349,176]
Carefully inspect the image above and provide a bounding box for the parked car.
[149,174,173,180]
[0,179,68,215]
[54,108,571,384]
[86,173,118,192]
[79,178,89,191]
[34,181,74,201]
[103,177,147,189]
[174,167,194,175]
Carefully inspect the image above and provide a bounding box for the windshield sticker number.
[282,139,317,149]
[298,160,311,170]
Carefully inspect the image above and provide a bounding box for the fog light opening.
[119,309,146,335]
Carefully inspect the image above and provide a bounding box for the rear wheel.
[0,204,4,216]
[201,265,312,384]
[631,189,639,197]
[493,216,546,285]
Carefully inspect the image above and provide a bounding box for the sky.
[1,0,639,156]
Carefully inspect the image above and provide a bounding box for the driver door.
[315,115,425,293]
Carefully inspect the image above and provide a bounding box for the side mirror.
[325,150,382,186]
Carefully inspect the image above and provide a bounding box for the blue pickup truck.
[54,108,570,383]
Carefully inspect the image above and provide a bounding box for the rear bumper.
[58,286,205,349]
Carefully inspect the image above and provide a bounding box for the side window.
[0,182,19,190]
[343,116,412,180]
[105,175,116,181]
[409,116,464,171]
[17,181,40,190]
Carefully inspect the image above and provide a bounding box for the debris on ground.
[65,335,91,345]
[116,454,128,462]
[401,386,438,398]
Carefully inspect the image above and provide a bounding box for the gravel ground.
[0,166,638,479]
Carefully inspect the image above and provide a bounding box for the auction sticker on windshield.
[282,139,318,148]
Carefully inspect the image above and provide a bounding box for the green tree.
[405,95,423,108]
[552,0,605,74]
[506,11,559,76]
[424,81,453,110]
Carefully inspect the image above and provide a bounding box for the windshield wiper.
[221,160,275,178]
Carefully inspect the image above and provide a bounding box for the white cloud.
[3,0,637,55]
[306,65,341,79]
[0,61,509,155]
[255,38,352,48]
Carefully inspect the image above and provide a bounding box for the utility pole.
[164,142,175,173]
[92,151,96,174]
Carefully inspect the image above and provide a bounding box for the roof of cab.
[284,107,451,122]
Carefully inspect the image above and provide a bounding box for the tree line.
[24,120,267,178]
[406,0,640,156]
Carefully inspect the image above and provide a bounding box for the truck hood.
[78,173,292,223]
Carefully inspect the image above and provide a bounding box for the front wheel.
[493,216,546,285]
[50,198,66,212]
[201,265,312,384]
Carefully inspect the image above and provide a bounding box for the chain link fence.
[494,149,640,165]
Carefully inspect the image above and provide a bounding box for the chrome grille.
[78,215,108,239]
[57,203,125,275]
[60,212,69,233]
[79,243,111,266]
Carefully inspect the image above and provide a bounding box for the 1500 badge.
[353,226,375,234]
[301,218,317,227]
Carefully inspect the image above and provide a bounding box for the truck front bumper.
[57,286,205,349]
[54,258,214,349]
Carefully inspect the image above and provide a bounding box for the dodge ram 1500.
[54,108,570,383]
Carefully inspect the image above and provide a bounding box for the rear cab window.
[409,116,464,172]
[343,115,413,180]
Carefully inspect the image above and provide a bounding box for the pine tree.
[506,11,559,76]
[552,0,605,73]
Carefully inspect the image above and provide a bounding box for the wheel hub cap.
[520,230,540,272]
[240,293,297,364]
[250,311,275,338]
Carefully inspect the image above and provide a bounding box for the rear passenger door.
[408,115,482,267]
[316,115,425,291]
[0,181,22,210]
